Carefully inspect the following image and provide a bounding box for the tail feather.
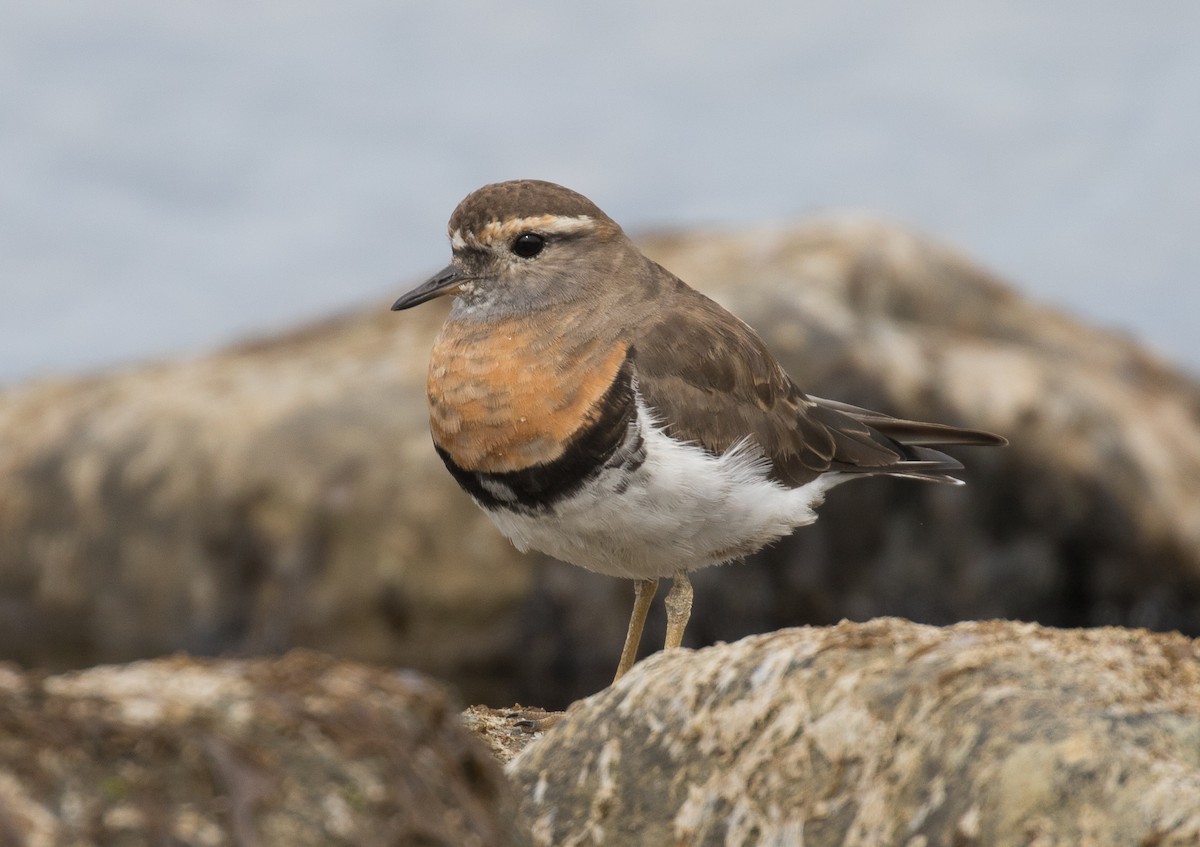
[806,394,1005,483]
[810,396,1008,447]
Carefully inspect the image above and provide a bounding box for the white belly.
[484,403,850,579]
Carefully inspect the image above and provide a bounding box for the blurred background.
[3,0,1199,384]
[2,2,1200,708]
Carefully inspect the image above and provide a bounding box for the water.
[3,0,1198,384]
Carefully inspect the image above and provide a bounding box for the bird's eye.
[511,232,545,259]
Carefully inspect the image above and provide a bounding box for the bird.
[392,179,1006,686]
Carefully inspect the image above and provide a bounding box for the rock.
[510,617,1200,847]
[2,217,1199,707]
[0,651,527,846]
[462,705,548,766]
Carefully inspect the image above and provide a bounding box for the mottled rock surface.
[0,652,526,846]
[511,618,1200,847]
[2,218,1199,706]
[462,705,549,766]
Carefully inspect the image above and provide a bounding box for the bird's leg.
[663,570,693,650]
[613,577,659,683]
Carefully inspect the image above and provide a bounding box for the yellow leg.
[613,578,659,683]
[663,570,693,650]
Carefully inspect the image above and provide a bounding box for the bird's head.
[392,180,640,316]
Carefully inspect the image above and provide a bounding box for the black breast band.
[436,352,642,513]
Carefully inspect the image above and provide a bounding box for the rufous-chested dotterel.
[393,179,1006,686]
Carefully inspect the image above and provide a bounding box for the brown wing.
[631,281,1005,488]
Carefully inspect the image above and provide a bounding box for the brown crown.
[448,180,615,238]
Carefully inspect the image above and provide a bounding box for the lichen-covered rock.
[511,618,1200,847]
[2,218,1199,707]
[0,651,527,846]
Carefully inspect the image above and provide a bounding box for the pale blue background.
[3,1,1198,384]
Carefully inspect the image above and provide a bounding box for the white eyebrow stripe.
[449,214,596,249]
